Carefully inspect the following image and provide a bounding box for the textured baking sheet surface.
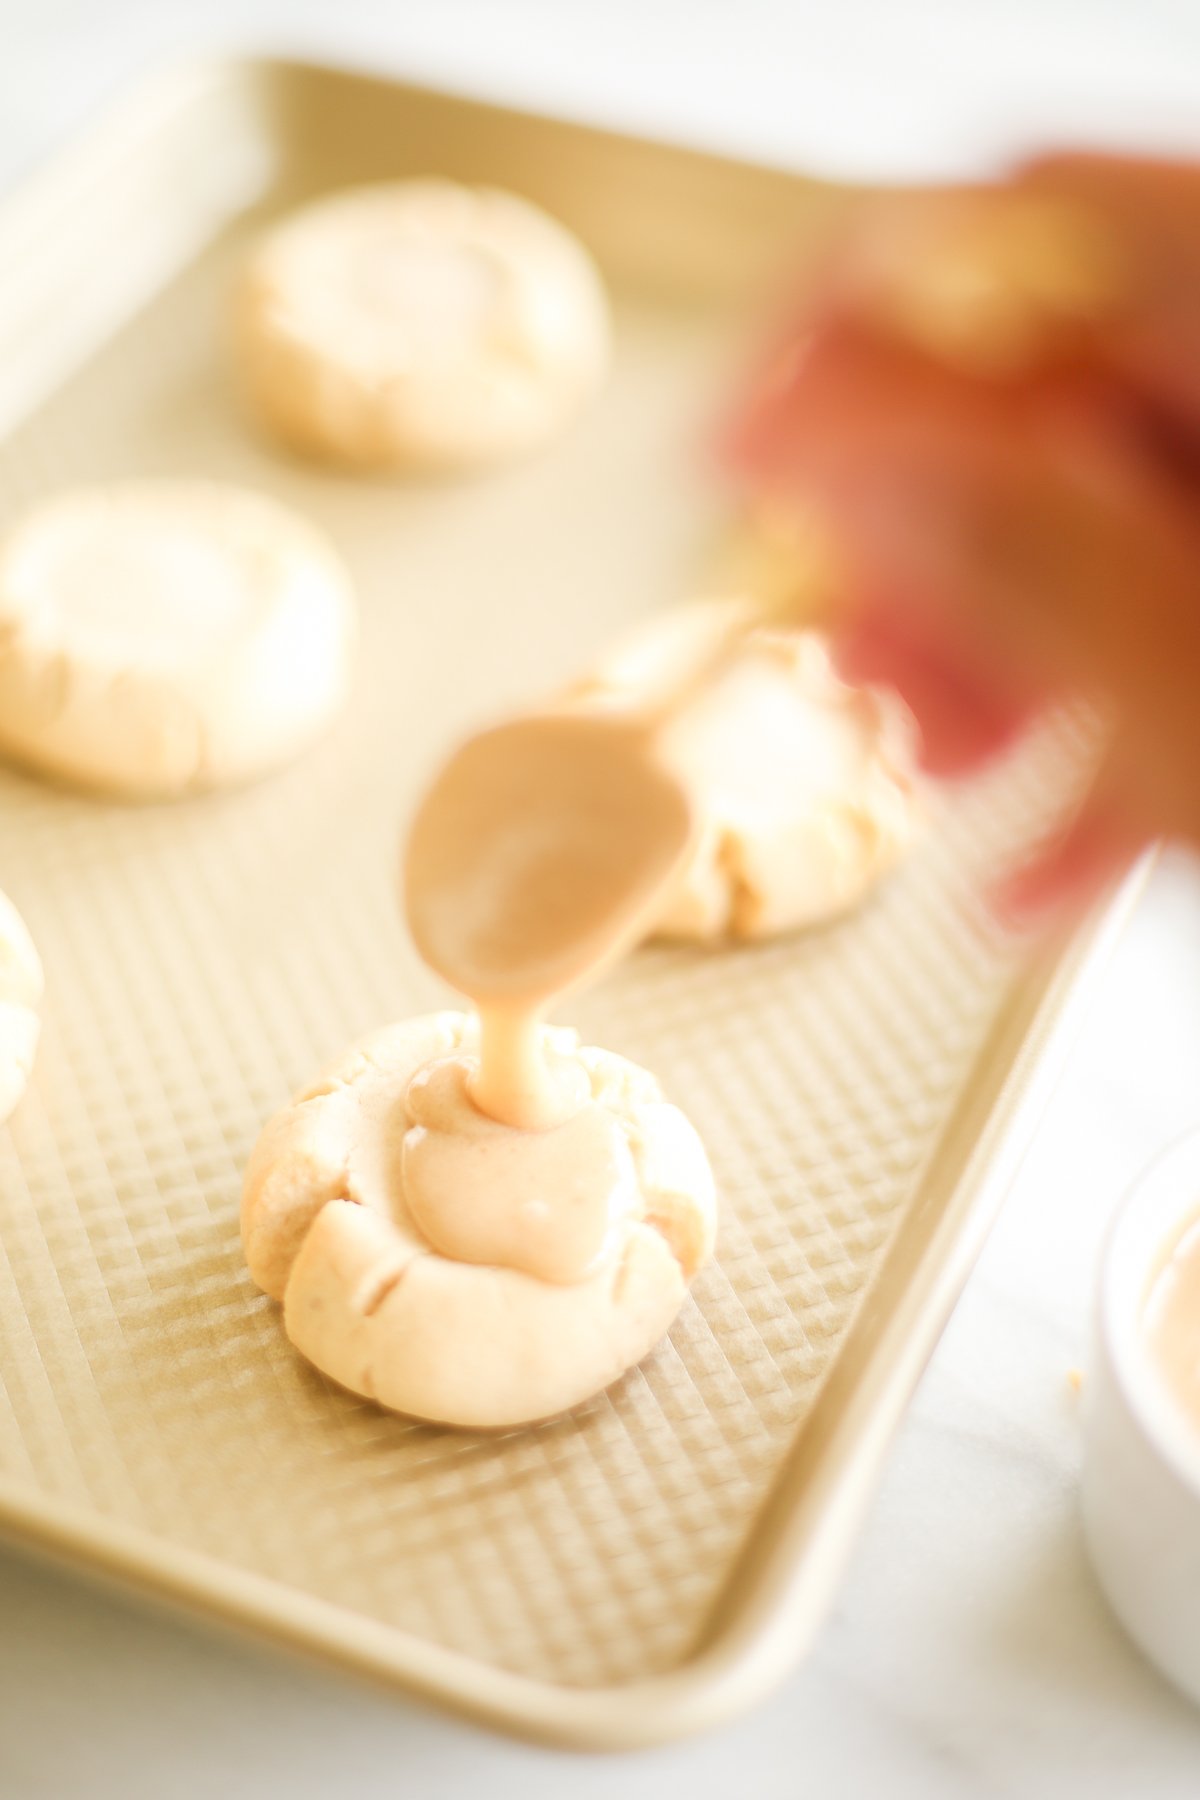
[0,62,1093,1705]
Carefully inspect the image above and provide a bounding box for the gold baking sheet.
[0,57,1144,1749]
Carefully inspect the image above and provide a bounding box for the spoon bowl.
[404,711,696,1009]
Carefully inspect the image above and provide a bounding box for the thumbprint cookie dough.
[566,600,921,943]
[0,481,356,798]
[242,1012,716,1429]
[235,180,611,471]
[0,891,42,1121]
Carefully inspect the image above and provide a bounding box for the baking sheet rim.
[0,862,1150,1752]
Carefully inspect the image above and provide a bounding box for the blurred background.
[5,0,1200,191]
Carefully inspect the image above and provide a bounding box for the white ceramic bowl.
[1083,1127,1200,1706]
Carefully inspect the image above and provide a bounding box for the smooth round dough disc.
[242,1012,717,1430]
[0,481,357,798]
[235,179,611,471]
[0,890,43,1121]
[566,600,922,943]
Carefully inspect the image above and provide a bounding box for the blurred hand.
[727,152,1200,919]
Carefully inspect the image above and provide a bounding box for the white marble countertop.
[4,5,1200,1795]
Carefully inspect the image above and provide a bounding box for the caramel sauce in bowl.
[1083,1128,1200,1709]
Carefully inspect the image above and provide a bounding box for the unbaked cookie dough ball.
[0,891,42,1121]
[0,481,356,799]
[566,600,921,943]
[235,179,611,471]
[242,1012,717,1429]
